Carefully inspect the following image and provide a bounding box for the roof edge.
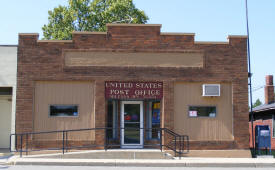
[0,45,18,47]
[227,35,248,39]
[72,31,107,35]
[106,23,162,27]
[18,33,39,36]
[37,40,73,43]
[161,32,195,36]
[195,41,229,45]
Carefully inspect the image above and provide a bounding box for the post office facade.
[16,24,249,150]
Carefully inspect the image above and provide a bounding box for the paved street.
[1,166,275,170]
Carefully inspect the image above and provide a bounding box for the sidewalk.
[4,156,275,167]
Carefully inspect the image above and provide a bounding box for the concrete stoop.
[0,149,12,157]
[3,150,275,167]
[0,149,13,161]
[0,152,13,158]
[12,149,252,159]
[182,150,252,158]
[22,149,174,160]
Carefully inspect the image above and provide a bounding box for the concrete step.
[0,148,13,158]
[25,149,174,159]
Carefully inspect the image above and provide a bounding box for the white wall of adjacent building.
[0,46,17,149]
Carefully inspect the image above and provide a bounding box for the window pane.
[189,106,216,117]
[107,100,117,139]
[152,101,160,139]
[273,115,275,137]
[0,87,12,95]
[50,105,78,117]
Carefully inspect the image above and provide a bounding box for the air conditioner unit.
[202,84,220,96]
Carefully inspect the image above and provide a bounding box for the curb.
[7,158,275,167]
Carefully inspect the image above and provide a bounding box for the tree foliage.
[252,99,262,108]
[42,0,148,40]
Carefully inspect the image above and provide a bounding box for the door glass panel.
[124,104,140,122]
[124,123,140,144]
[124,104,140,144]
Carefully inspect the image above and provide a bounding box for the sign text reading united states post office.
[105,81,163,99]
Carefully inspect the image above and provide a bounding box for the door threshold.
[121,146,143,149]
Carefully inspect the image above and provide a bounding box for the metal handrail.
[10,127,189,158]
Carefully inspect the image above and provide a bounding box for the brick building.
[250,75,275,149]
[16,24,249,153]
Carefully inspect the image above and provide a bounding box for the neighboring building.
[0,45,17,149]
[16,24,249,153]
[250,75,275,149]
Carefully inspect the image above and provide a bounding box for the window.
[188,106,216,118]
[146,101,160,140]
[49,105,78,117]
[151,101,160,139]
[107,100,118,139]
[0,87,12,95]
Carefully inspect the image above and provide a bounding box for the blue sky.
[0,0,274,104]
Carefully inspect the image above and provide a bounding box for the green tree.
[252,99,262,108]
[42,0,148,40]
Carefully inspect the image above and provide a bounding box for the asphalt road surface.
[0,166,275,170]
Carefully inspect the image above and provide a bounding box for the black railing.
[10,127,189,158]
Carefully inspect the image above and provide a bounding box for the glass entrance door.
[121,101,143,148]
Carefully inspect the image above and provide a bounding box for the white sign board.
[189,111,197,117]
